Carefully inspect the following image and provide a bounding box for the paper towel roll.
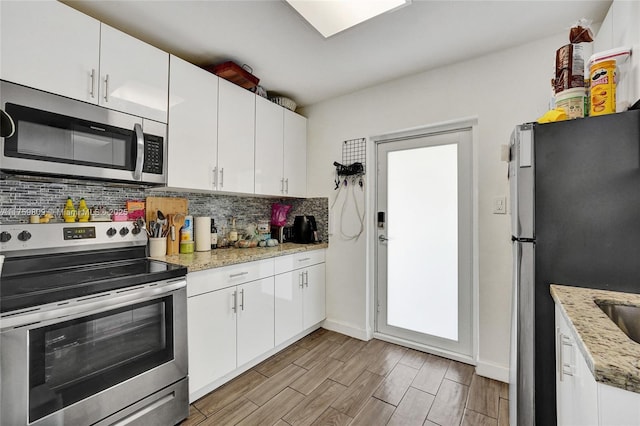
[194,216,211,252]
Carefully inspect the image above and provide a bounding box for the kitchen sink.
[597,302,640,344]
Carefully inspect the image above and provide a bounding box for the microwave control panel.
[143,135,163,174]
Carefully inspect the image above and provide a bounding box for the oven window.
[28,297,174,422]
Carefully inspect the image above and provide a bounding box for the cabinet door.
[217,79,255,193]
[237,278,274,366]
[555,304,598,426]
[283,110,307,197]
[255,96,285,196]
[303,263,326,329]
[187,287,237,396]
[275,271,304,346]
[99,24,169,122]
[0,1,100,103]
[556,305,575,425]
[168,56,218,190]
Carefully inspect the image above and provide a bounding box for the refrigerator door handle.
[513,241,535,426]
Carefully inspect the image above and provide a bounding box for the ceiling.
[63,0,612,108]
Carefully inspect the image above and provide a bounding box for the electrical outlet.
[493,196,507,214]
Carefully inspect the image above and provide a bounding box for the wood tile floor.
[182,328,509,426]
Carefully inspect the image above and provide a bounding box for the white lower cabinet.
[186,252,325,402]
[555,304,640,425]
[274,251,326,346]
[187,286,236,395]
[556,304,598,426]
[237,278,275,366]
[186,260,274,400]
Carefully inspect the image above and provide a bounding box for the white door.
[236,278,274,366]
[99,24,169,122]
[168,56,218,190]
[255,96,285,196]
[283,110,307,197]
[376,128,473,357]
[0,1,100,103]
[187,287,237,396]
[274,271,304,346]
[217,78,256,193]
[303,263,326,329]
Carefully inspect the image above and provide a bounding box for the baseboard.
[322,319,370,341]
[475,359,510,383]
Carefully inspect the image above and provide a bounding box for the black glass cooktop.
[0,248,187,314]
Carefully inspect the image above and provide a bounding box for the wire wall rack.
[334,138,366,178]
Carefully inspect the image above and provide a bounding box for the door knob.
[378,235,389,242]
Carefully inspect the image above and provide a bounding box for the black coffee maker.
[292,215,319,243]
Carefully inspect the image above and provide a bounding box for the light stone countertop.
[150,242,328,273]
[550,284,640,393]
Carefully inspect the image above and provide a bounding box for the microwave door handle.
[133,123,144,181]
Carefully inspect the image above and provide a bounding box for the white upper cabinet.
[99,24,169,122]
[255,96,285,196]
[0,1,168,122]
[168,56,218,190]
[283,109,307,197]
[255,96,307,197]
[0,1,100,103]
[217,78,255,193]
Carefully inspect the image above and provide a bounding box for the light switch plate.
[493,196,507,214]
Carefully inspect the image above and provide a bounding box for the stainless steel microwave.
[0,81,167,184]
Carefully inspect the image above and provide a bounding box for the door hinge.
[377,300,380,313]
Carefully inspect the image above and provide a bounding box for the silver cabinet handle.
[557,330,574,380]
[299,272,304,288]
[104,74,109,102]
[133,123,144,181]
[378,235,389,243]
[232,290,237,313]
[229,271,249,278]
[89,69,96,98]
[220,167,224,188]
[298,257,311,262]
[240,288,245,311]
[304,271,309,287]
[285,178,289,194]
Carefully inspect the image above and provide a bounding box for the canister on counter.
[194,216,211,252]
[181,215,193,241]
[589,59,616,116]
[179,240,194,254]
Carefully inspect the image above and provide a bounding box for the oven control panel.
[0,221,147,254]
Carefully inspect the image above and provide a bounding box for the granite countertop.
[151,242,328,272]
[550,284,640,393]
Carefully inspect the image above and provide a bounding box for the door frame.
[366,116,479,365]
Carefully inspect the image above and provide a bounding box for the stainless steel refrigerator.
[509,109,640,426]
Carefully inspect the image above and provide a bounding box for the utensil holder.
[149,237,167,257]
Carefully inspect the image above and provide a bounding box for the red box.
[207,61,259,89]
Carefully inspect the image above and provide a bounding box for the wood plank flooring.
[182,328,509,426]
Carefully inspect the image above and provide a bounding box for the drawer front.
[187,258,274,297]
[275,249,325,275]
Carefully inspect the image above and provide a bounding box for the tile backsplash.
[0,175,329,242]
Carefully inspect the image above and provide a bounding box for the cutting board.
[145,197,188,255]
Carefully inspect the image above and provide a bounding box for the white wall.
[304,32,570,382]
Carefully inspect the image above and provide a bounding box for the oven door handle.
[1,278,186,330]
[133,122,145,181]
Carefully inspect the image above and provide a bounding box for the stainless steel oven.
[0,222,188,426]
[0,80,167,185]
